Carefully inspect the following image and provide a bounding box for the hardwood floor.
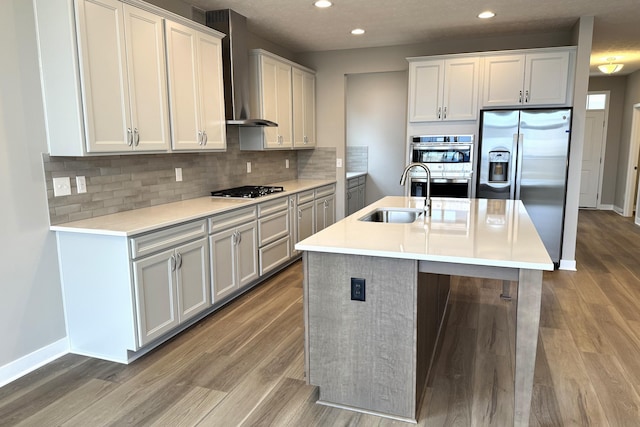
[1,209,639,426]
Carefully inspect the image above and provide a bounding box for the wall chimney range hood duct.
[205,9,277,127]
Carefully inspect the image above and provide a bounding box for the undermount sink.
[359,208,423,223]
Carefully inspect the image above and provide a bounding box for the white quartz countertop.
[346,171,367,179]
[295,196,554,271]
[50,179,335,237]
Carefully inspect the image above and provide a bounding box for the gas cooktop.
[211,185,285,198]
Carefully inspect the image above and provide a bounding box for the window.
[586,93,606,110]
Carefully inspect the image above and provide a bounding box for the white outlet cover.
[76,176,87,194]
[336,158,343,168]
[53,177,71,197]
[175,167,183,182]
[247,162,252,173]
[285,159,290,169]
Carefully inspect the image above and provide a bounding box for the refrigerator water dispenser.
[488,151,510,182]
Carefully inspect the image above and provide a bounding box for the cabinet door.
[196,31,226,150]
[165,21,200,150]
[357,183,366,211]
[133,249,179,347]
[76,0,131,152]
[275,61,293,147]
[293,68,316,148]
[408,60,444,122]
[481,54,526,107]
[259,55,281,148]
[236,222,259,288]
[347,188,359,216]
[442,57,479,121]
[209,228,238,302]
[315,195,336,232]
[123,4,170,151]
[175,238,210,322]
[297,201,315,243]
[523,52,570,106]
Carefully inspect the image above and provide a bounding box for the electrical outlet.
[52,177,71,197]
[175,167,183,182]
[76,176,87,194]
[247,162,252,173]
[351,278,366,301]
[285,159,289,169]
[336,158,343,168]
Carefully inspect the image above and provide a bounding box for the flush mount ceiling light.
[478,11,496,19]
[598,57,624,74]
[351,28,365,35]
[314,0,332,8]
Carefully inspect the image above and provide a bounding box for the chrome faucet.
[400,162,431,215]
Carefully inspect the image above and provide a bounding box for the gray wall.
[617,70,640,209]
[0,0,66,370]
[588,76,628,206]
[346,71,408,203]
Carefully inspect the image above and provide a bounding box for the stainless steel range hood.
[205,9,277,127]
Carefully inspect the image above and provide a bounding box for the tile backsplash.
[347,146,368,172]
[44,127,335,225]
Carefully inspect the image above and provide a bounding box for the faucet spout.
[400,162,431,215]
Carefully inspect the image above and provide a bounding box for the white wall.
[346,71,408,202]
[0,0,67,379]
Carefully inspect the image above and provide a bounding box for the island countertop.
[296,196,554,271]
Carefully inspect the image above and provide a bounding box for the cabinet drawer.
[259,236,291,275]
[315,184,336,199]
[208,206,257,234]
[258,209,289,246]
[358,176,366,185]
[130,220,207,259]
[297,189,315,204]
[258,196,289,217]
[347,178,359,189]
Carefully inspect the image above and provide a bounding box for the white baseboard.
[613,205,625,215]
[559,259,577,271]
[0,338,69,388]
[597,204,614,211]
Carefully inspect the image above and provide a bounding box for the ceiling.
[186,0,640,76]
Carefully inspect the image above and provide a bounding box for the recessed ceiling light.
[314,0,332,8]
[478,11,496,19]
[351,28,365,35]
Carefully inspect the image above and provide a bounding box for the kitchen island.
[295,196,553,426]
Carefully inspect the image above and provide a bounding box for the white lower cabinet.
[209,207,259,302]
[315,184,336,232]
[290,190,315,257]
[258,196,291,275]
[133,236,209,347]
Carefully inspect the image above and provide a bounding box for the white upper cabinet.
[243,50,315,150]
[293,67,316,148]
[75,0,169,152]
[408,56,479,122]
[33,0,225,156]
[165,20,226,151]
[482,50,573,107]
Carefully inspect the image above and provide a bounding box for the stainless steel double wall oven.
[408,135,474,198]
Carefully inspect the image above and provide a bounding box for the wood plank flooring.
[1,209,639,426]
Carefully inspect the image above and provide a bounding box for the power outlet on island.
[351,278,366,301]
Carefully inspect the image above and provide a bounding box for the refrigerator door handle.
[510,133,519,199]
[515,133,524,200]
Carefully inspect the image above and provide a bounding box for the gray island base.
[297,197,552,426]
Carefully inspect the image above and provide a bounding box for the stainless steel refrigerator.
[476,108,572,267]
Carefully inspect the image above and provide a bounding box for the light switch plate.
[175,167,183,182]
[336,158,343,168]
[285,159,289,169]
[53,177,71,197]
[247,162,252,173]
[76,176,87,194]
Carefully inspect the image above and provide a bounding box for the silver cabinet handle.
[347,192,352,200]
[231,230,237,245]
[170,255,176,272]
[519,90,523,103]
[298,208,302,219]
[176,252,183,269]
[197,130,203,145]
[133,128,139,146]
[236,230,241,245]
[127,128,133,146]
[525,90,529,103]
[443,106,447,119]
[437,107,442,119]
[202,130,208,146]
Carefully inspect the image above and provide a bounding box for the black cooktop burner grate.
[211,185,285,198]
